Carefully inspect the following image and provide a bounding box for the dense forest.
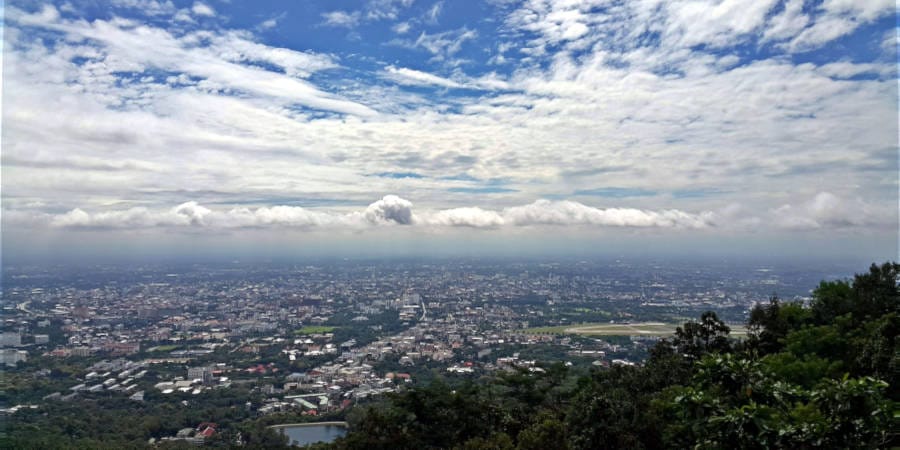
[326,262,898,449]
[1,262,896,449]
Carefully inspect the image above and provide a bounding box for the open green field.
[524,322,747,336]
[293,326,336,335]
[147,344,181,352]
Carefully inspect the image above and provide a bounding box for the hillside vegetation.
[327,262,898,450]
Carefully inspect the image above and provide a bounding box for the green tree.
[516,415,567,450]
[748,297,811,355]
[673,311,733,359]
[809,280,853,325]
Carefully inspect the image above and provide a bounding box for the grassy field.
[293,326,336,335]
[147,344,181,352]
[524,322,747,336]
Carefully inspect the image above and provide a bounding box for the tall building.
[187,366,214,384]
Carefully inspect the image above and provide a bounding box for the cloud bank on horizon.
[2,0,897,248]
[5,192,886,234]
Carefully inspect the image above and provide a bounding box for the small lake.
[275,423,348,447]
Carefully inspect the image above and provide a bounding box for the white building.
[0,349,28,366]
[187,366,214,384]
[0,332,22,347]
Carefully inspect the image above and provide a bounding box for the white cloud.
[210,30,338,78]
[191,1,215,17]
[664,0,780,48]
[384,65,463,88]
[323,0,416,27]
[173,8,195,23]
[172,201,212,226]
[233,205,339,228]
[505,0,600,52]
[110,0,177,16]
[503,200,714,228]
[426,1,444,24]
[816,62,891,79]
[14,4,60,24]
[5,7,373,116]
[783,0,894,52]
[365,0,416,21]
[392,21,412,34]
[426,207,506,228]
[822,0,894,22]
[13,196,720,231]
[7,190,894,235]
[770,192,885,230]
[363,195,416,225]
[321,10,361,28]
[2,0,896,248]
[44,202,351,229]
[880,29,898,54]
[762,0,809,43]
[393,28,478,61]
[786,16,860,52]
[259,17,280,30]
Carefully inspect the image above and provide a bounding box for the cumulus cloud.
[50,202,211,229]
[217,206,344,228]
[363,195,415,225]
[770,192,884,230]
[7,196,712,231]
[321,11,361,28]
[172,201,212,226]
[10,193,891,234]
[502,200,714,229]
[782,0,894,52]
[762,0,809,42]
[426,207,506,228]
[191,2,215,17]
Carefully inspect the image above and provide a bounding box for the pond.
[273,422,348,447]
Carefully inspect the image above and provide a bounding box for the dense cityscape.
[1,258,872,446]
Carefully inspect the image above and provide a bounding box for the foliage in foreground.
[329,262,898,450]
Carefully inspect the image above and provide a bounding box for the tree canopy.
[330,262,898,449]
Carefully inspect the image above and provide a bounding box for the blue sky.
[2,0,897,261]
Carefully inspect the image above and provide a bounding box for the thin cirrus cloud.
[321,0,415,27]
[383,65,464,88]
[6,5,374,117]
